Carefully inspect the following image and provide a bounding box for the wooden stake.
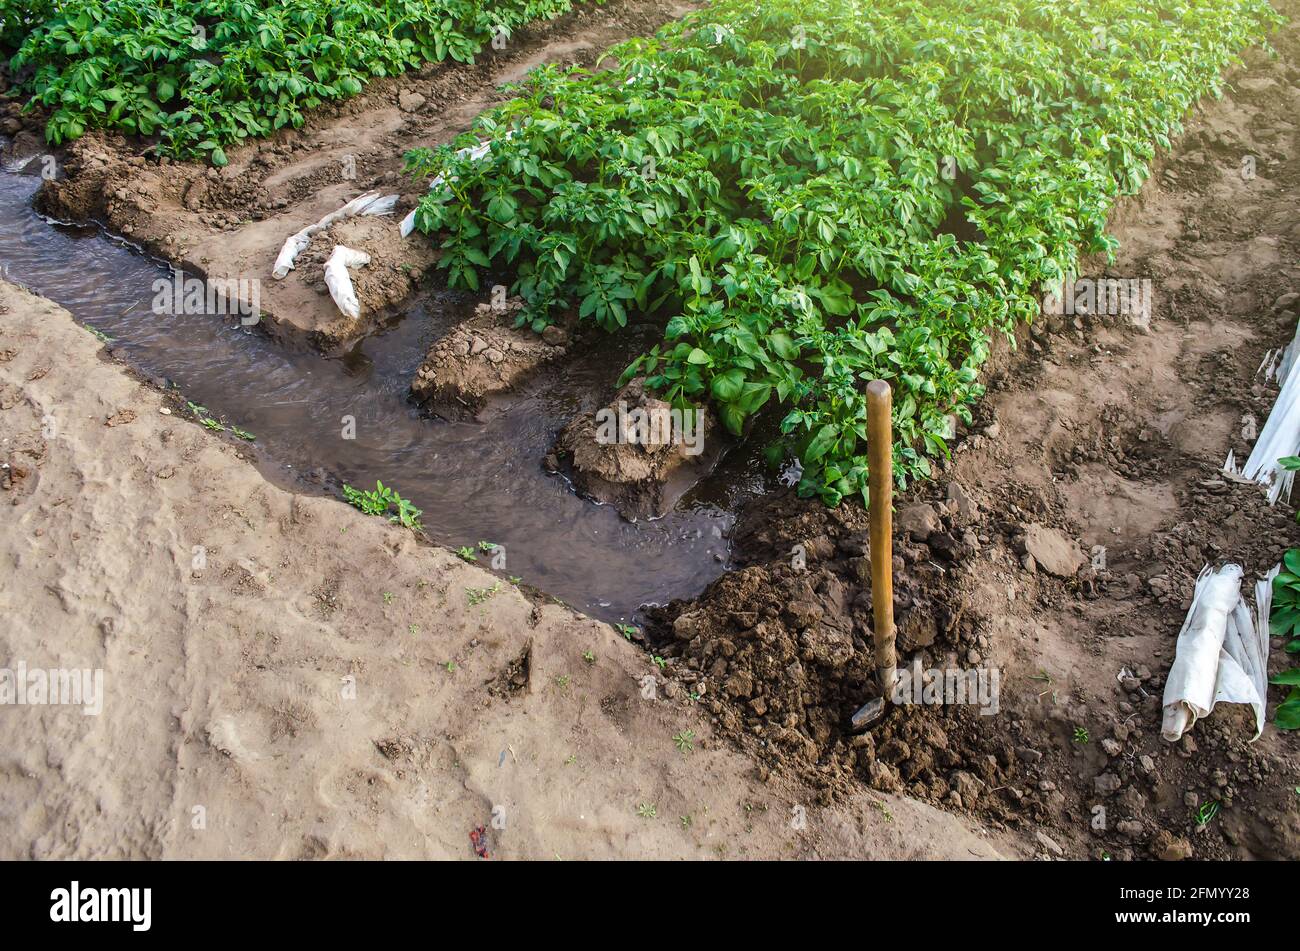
[866,379,896,695]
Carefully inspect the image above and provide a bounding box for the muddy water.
[0,165,770,622]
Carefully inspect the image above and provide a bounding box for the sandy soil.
[0,280,1002,860]
[21,0,696,349]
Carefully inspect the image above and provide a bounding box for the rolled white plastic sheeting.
[400,134,512,238]
[323,245,371,320]
[272,191,397,279]
[1161,563,1275,743]
[1224,319,1300,503]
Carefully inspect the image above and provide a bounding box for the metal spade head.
[849,665,898,732]
[850,696,888,731]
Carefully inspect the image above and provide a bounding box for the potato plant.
[0,0,598,163]
[406,0,1280,505]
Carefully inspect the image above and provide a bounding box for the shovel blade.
[850,697,887,732]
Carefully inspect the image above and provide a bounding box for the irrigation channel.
[0,157,772,623]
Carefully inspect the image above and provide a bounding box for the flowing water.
[0,162,776,622]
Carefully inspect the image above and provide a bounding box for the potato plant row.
[406,0,1281,505]
[0,0,598,163]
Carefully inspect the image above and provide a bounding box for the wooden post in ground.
[866,379,896,695]
[849,379,898,732]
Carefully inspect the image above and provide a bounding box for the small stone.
[951,770,985,806]
[1273,292,1299,312]
[785,600,823,629]
[1117,819,1145,840]
[897,503,940,540]
[723,671,753,699]
[1022,524,1084,577]
[1094,772,1123,796]
[399,91,427,113]
[867,760,900,792]
[541,325,570,347]
[1152,831,1193,861]
[484,347,505,364]
[1036,830,1065,856]
[946,482,979,519]
[927,531,969,562]
[672,612,703,641]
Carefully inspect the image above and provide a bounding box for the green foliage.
[466,581,501,605]
[406,0,1280,506]
[1270,549,1300,730]
[1,0,598,162]
[1271,549,1300,645]
[342,480,423,530]
[1279,455,1300,523]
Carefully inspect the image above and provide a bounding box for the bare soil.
[411,298,575,415]
[550,377,726,519]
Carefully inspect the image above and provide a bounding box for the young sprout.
[1194,800,1221,828]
